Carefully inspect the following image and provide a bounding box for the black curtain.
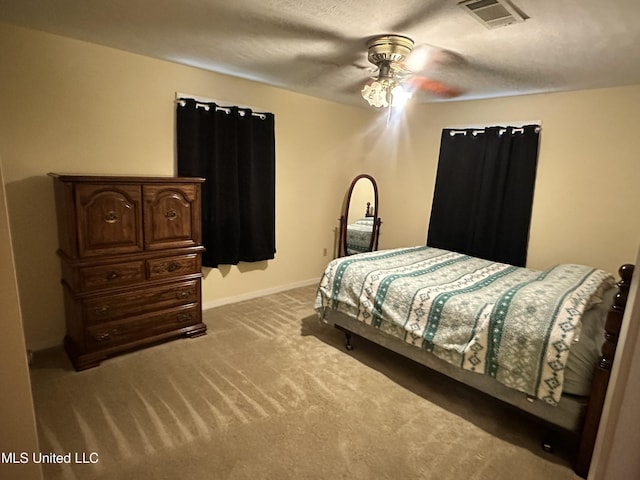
[427,125,540,267]
[176,98,275,267]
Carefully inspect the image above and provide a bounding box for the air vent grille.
[458,0,527,29]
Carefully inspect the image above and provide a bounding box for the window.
[176,98,276,267]
[427,124,540,266]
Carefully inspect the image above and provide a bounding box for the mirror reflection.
[339,174,381,257]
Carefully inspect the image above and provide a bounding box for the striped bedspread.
[314,246,615,405]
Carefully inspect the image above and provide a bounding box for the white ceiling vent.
[458,0,528,29]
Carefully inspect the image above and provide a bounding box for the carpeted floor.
[30,285,581,479]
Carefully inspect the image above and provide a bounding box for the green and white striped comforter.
[314,246,615,405]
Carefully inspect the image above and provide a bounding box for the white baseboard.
[202,278,318,311]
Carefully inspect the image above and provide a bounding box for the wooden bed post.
[575,263,634,478]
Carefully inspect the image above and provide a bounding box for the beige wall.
[0,23,372,349]
[0,161,42,480]
[369,87,640,276]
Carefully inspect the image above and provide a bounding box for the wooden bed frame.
[328,263,634,478]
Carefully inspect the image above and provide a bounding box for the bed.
[314,246,633,478]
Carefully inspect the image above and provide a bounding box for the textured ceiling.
[2,0,640,107]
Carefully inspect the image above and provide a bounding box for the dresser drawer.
[85,303,200,348]
[84,279,201,324]
[79,260,145,291]
[146,253,200,280]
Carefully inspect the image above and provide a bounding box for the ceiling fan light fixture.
[361,79,391,108]
[361,35,417,109]
[360,33,459,108]
[361,79,412,109]
[390,84,412,107]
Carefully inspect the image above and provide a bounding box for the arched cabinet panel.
[75,184,143,257]
[143,184,201,250]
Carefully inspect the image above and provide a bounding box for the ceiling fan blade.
[404,44,464,72]
[340,79,368,95]
[390,1,455,32]
[405,76,464,98]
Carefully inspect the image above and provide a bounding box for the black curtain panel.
[427,125,540,267]
[176,98,275,267]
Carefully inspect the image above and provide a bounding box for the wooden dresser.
[50,174,207,370]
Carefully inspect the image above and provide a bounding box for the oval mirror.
[339,174,381,256]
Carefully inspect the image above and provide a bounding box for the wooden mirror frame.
[338,174,382,257]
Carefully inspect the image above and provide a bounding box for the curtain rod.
[176,99,268,120]
[448,125,541,136]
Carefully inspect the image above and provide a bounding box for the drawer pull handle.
[176,291,191,299]
[95,305,111,315]
[177,313,192,323]
[165,209,177,220]
[104,211,119,224]
[95,328,119,341]
[167,262,181,272]
[107,271,120,280]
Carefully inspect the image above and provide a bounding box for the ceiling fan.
[360,34,463,108]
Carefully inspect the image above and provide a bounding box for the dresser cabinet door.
[143,184,201,250]
[75,184,144,257]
